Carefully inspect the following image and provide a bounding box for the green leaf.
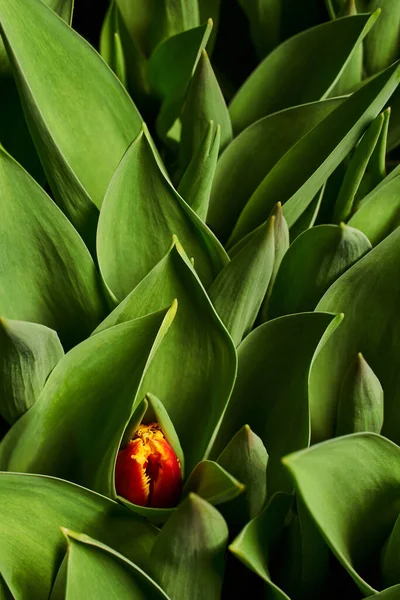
[97,125,228,300]
[229,492,293,600]
[0,305,176,496]
[381,514,400,588]
[0,472,158,600]
[150,494,229,600]
[63,531,171,600]
[348,174,400,245]
[100,1,127,86]
[183,460,244,505]
[0,0,142,240]
[228,61,400,246]
[212,312,342,495]
[268,224,371,318]
[284,433,400,596]
[310,227,400,443]
[0,146,107,349]
[209,216,275,345]
[333,113,384,223]
[0,318,64,425]
[367,586,400,599]
[208,98,343,243]
[147,0,200,51]
[229,13,379,134]
[217,425,268,526]
[358,0,400,75]
[179,48,232,172]
[288,185,324,241]
[94,239,237,474]
[148,21,212,139]
[336,352,384,435]
[178,121,220,221]
[145,393,185,475]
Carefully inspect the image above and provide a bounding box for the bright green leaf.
[0,146,107,348]
[97,126,228,300]
[268,224,371,318]
[183,460,244,505]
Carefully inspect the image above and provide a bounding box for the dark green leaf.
[0,318,63,425]
[184,460,244,505]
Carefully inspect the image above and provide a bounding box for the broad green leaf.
[268,224,371,318]
[94,239,237,474]
[0,0,142,240]
[180,49,232,171]
[367,586,400,599]
[333,113,384,222]
[209,216,275,345]
[0,147,106,348]
[310,227,400,443]
[97,126,228,300]
[228,61,400,246]
[0,0,72,181]
[0,319,63,425]
[336,353,384,435]
[148,21,212,139]
[0,472,158,600]
[150,494,229,600]
[0,305,176,497]
[229,13,379,134]
[284,433,400,596]
[208,98,343,243]
[178,121,220,221]
[348,174,400,245]
[147,0,200,51]
[212,312,342,495]
[183,460,244,505]
[64,531,171,600]
[358,0,400,75]
[114,0,152,55]
[381,514,400,588]
[217,425,268,525]
[230,492,293,600]
[100,1,128,86]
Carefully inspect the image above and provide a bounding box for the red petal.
[149,438,182,508]
[115,439,150,506]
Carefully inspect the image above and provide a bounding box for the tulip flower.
[115,422,182,508]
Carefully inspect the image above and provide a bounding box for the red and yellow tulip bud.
[115,422,182,508]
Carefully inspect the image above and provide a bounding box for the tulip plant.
[1,0,400,598]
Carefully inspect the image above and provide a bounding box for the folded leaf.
[0,319,64,425]
[183,460,244,505]
[180,49,232,172]
[333,113,384,223]
[212,312,342,495]
[100,1,128,86]
[150,494,229,600]
[237,0,281,58]
[0,472,158,600]
[148,21,212,139]
[0,147,107,348]
[97,125,228,300]
[336,353,384,435]
[208,98,343,243]
[310,227,400,443]
[229,13,379,134]
[230,492,293,600]
[178,121,220,221]
[63,531,171,600]
[269,224,371,318]
[0,0,142,240]
[95,239,237,474]
[284,433,400,596]
[358,0,400,75]
[348,174,400,245]
[381,514,400,588]
[217,425,268,526]
[228,61,400,246]
[0,305,176,497]
[209,216,275,345]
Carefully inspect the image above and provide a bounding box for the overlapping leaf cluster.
[1,0,400,598]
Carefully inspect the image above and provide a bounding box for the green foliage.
[0,0,400,597]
